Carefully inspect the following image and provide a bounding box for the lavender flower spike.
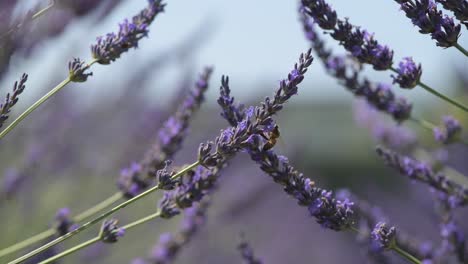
[99,219,125,243]
[435,0,468,28]
[91,0,166,64]
[433,115,462,144]
[0,73,28,129]
[391,57,422,89]
[395,0,462,47]
[371,222,397,251]
[376,146,468,206]
[68,58,93,82]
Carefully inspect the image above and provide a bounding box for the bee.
[260,125,281,151]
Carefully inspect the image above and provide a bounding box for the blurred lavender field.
[1,0,468,264]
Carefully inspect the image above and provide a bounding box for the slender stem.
[38,211,163,264]
[0,1,56,40]
[409,117,435,132]
[390,67,468,113]
[0,229,55,259]
[74,192,123,222]
[392,245,422,264]
[38,237,100,264]
[0,192,122,259]
[453,43,468,57]
[9,161,200,264]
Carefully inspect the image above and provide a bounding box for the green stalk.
[0,59,98,141]
[392,245,422,264]
[453,43,468,57]
[390,67,468,113]
[0,190,122,259]
[9,161,199,264]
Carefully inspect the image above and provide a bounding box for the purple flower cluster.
[395,0,462,47]
[301,19,412,123]
[238,236,263,264]
[91,0,165,64]
[391,57,422,89]
[302,0,394,71]
[135,199,210,264]
[0,73,28,129]
[68,58,93,83]
[433,115,462,144]
[435,0,468,28]
[54,208,75,236]
[217,76,245,127]
[371,222,397,251]
[376,146,468,207]
[198,49,313,168]
[99,219,125,243]
[118,67,213,198]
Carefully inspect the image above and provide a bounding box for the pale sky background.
[4,0,468,108]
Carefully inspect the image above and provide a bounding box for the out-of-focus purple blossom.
[238,236,263,264]
[91,0,165,64]
[68,58,93,83]
[302,0,394,70]
[54,208,75,236]
[371,222,397,251]
[439,220,466,261]
[391,57,422,89]
[142,200,210,264]
[376,146,468,206]
[2,168,25,199]
[118,67,213,198]
[353,100,417,150]
[433,116,462,144]
[435,0,468,28]
[301,18,412,123]
[396,0,462,47]
[100,219,125,243]
[0,73,28,129]
[217,76,245,127]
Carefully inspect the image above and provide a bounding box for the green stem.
[0,59,98,141]
[453,43,468,57]
[38,211,163,264]
[409,117,435,132]
[392,245,422,264]
[38,237,100,264]
[0,229,55,259]
[9,161,200,264]
[390,67,468,113]
[0,192,122,259]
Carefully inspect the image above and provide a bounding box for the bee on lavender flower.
[260,125,281,151]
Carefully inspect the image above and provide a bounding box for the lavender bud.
[433,116,462,144]
[68,58,92,82]
[0,73,28,129]
[391,57,422,89]
[238,236,263,264]
[54,208,75,236]
[217,75,245,127]
[158,192,180,219]
[435,0,468,28]
[156,161,176,190]
[117,162,148,199]
[99,219,125,243]
[371,222,397,251]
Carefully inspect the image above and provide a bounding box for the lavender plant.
[2,0,468,263]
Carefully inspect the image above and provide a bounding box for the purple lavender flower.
[433,116,462,144]
[68,58,93,82]
[99,219,125,243]
[391,57,422,89]
[371,222,397,251]
[396,0,462,47]
[155,161,177,190]
[301,20,412,123]
[376,146,468,206]
[199,50,313,167]
[0,73,28,129]
[238,236,263,264]
[302,0,394,70]
[217,75,245,127]
[54,208,75,236]
[435,0,468,28]
[91,0,165,64]
[118,67,213,198]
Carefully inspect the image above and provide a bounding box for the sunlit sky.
[4,0,468,107]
